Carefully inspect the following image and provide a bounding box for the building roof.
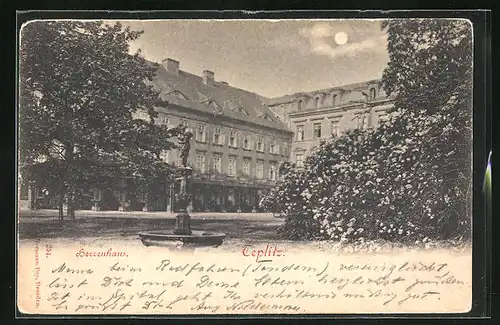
[151,64,290,132]
[265,79,383,106]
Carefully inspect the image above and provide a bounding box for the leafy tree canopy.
[382,19,472,115]
[19,21,179,216]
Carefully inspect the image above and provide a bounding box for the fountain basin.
[138,230,226,248]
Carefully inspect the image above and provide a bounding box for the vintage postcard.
[17,18,474,315]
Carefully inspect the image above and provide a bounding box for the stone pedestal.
[27,185,37,210]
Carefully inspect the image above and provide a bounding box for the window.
[196,124,207,142]
[115,191,126,202]
[269,141,275,154]
[212,154,222,173]
[213,127,224,145]
[243,135,250,150]
[158,116,169,125]
[229,130,237,147]
[357,114,369,129]
[295,153,304,168]
[362,114,370,129]
[370,88,376,100]
[256,160,264,179]
[180,119,189,127]
[257,137,264,152]
[243,158,251,176]
[332,94,338,106]
[283,143,289,156]
[196,152,206,173]
[269,163,277,180]
[296,125,304,141]
[331,121,339,137]
[228,156,236,176]
[160,150,169,163]
[314,97,319,108]
[297,100,303,110]
[313,123,322,139]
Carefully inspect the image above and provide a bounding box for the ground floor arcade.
[21,179,272,213]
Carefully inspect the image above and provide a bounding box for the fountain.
[138,126,226,250]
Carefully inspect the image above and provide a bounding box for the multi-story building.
[22,58,396,213]
[266,80,395,167]
[131,58,293,212]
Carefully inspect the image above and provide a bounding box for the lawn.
[18,215,284,241]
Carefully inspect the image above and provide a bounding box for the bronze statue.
[177,125,193,167]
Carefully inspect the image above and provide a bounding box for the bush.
[262,105,471,243]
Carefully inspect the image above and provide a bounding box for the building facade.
[22,58,396,213]
[131,58,293,212]
[266,80,395,167]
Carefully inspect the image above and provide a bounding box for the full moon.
[334,32,348,45]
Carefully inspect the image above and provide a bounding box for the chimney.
[162,58,179,76]
[203,70,215,86]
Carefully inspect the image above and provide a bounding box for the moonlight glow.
[334,32,348,45]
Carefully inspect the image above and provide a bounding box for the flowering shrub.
[262,104,471,243]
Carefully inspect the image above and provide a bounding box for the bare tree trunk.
[66,190,76,221]
[70,200,76,220]
[58,192,64,222]
[63,142,76,221]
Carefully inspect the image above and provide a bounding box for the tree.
[19,21,178,220]
[381,19,473,238]
[382,19,472,116]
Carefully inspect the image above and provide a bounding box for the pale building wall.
[140,104,292,181]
